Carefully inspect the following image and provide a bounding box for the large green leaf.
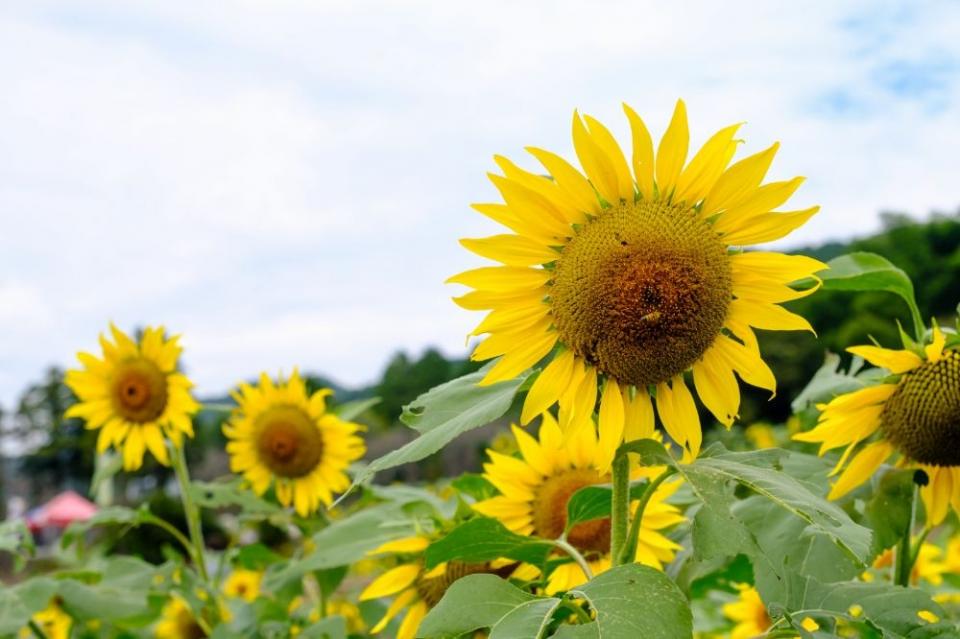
[819,252,923,340]
[345,369,532,492]
[58,557,156,621]
[424,517,553,569]
[563,564,692,639]
[865,469,916,556]
[264,502,420,590]
[417,574,542,638]
[0,578,59,634]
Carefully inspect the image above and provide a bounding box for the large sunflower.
[450,100,823,467]
[474,413,684,593]
[359,535,494,639]
[224,370,365,516]
[65,324,199,471]
[794,325,960,525]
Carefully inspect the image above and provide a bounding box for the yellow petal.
[692,348,739,427]
[521,350,575,424]
[488,174,571,237]
[368,536,430,555]
[721,206,820,246]
[847,345,923,374]
[655,376,701,458]
[470,203,557,244]
[623,386,655,442]
[675,123,742,204]
[728,299,814,333]
[359,564,421,600]
[493,155,583,225]
[596,380,625,472]
[712,177,805,233]
[479,330,558,386]
[370,588,417,633]
[623,103,654,199]
[655,99,689,197]
[583,114,634,202]
[702,142,779,216]
[572,112,620,204]
[447,266,550,291]
[828,441,894,499]
[730,252,827,284]
[397,600,429,639]
[526,146,599,216]
[926,323,946,363]
[459,235,558,266]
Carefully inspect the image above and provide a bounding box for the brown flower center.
[415,562,489,607]
[532,468,610,556]
[881,350,960,466]
[551,200,731,387]
[111,358,168,423]
[255,405,324,478]
[176,608,208,639]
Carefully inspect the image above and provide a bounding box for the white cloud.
[0,0,958,405]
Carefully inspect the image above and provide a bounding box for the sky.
[1,1,959,407]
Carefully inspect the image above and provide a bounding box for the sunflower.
[450,100,823,467]
[65,324,199,471]
[359,536,494,639]
[222,569,262,602]
[793,325,960,525]
[155,597,207,639]
[19,601,71,639]
[473,413,684,593]
[722,585,819,638]
[224,370,365,517]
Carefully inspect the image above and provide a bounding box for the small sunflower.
[474,413,684,593]
[722,585,818,638]
[155,597,207,639]
[359,536,495,639]
[793,325,960,524]
[222,569,262,602]
[19,601,71,639]
[224,370,365,516]
[450,100,823,467]
[65,324,199,471]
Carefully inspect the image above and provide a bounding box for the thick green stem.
[170,442,209,582]
[609,454,631,566]
[617,468,675,566]
[894,480,918,587]
[552,538,594,582]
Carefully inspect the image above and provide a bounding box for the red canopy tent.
[27,490,98,531]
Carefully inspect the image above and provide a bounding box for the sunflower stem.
[609,454,631,566]
[27,620,49,639]
[617,468,675,566]
[894,479,918,587]
[553,537,594,582]
[170,441,210,583]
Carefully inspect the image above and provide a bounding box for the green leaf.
[451,473,498,501]
[58,557,156,621]
[565,482,649,530]
[0,519,35,571]
[489,598,564,639]
[771,574,956,638]
[334,396,381,421]
[865,469,916,556]
[424,517,554,569]
[298,614,348,639]
[60,505,154,549]
[0,578,59,634]
[562,564,692,639]
[264,502,419,590]
[417,574,542,638]
[819,252,924,341]
[344,369,532,494]
[190,479,283,517]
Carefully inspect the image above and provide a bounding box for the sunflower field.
[4,101,960,639]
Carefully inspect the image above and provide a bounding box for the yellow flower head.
[155,597,207,639]
[224,370,366,516]
[474,413,684,594]
[65,324,199,471]
[450,100,823,467]
[20,601,71,639]
[359,535,492,639]
[872,542,946,586]
[794,325,960,524]
[723,585,771,639]
[222,569,262,602]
